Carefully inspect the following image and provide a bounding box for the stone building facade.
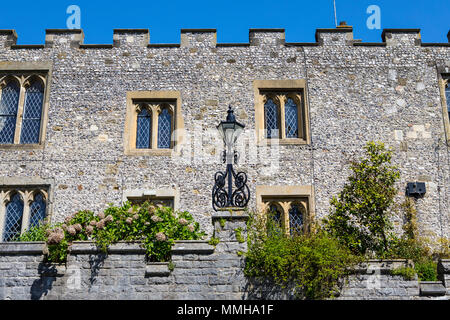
[0,25,449,242]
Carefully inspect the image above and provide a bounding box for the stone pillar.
[438,259,450,295]
[211,208,249,244]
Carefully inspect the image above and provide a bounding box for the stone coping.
[212,210,249,221]
[0,240,215,255]
[419,281,447,296]
[0,241,46,254]
[351,259,414,274]
[172,241,215,254]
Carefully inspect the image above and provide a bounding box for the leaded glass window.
[136,108,152,149]
[264,98,279,138]
[259,89,306,142]
[0,80,20,144]
[29,193,46,228]
[446,82,450,119]
[263,197,308,236]
[289,203,304,236]
[285,98,299,138]
[2,193,24,242]
[20,80,44,144]
[269,203,282,225]
[158,107,172,149]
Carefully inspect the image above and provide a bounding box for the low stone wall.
[337,260,420,300]
[0,212,449,300]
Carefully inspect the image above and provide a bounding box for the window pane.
[0,81,20,144]
[158,108,172,149]
[136,108,151,149]
[2,193,24,242]
[446,82,450,118]
[29,193,46,228]
[264,98,279,138]
[269,203,282,225]
[20,80,44,144]
[285,98,299,138]
[289,204,303,236]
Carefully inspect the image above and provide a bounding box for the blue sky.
[0,0,449,44]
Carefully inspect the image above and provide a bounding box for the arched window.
[264,98,280,138]
[2,193,24,242]
[0,80,20,144]
[268,202,282,225]
[20,79,44,144]
[445,81,450,119]
[158,107,172,149]
[29,193,46,228]
[136,107,152,149]
[285,98,299,138]
[289,203,304,236]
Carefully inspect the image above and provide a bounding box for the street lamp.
[212,106,250,211]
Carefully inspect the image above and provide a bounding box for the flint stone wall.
[0,27,448,240]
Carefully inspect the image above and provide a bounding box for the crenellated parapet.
[0,27,448,50]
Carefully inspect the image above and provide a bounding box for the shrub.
[17,202,205,263]
[324,141,400,256]
[391,267,416,281]
[244,211,360,299]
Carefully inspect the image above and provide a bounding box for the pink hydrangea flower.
[67,226,76,236]
[187,225,195,232]
[73,224,82,232]
[104,215,114,223]
[86,225,94,235]
[151,215,163,223]
[155,232,166,242]
[178,218,188,226]
[125,217,133,225]
[98,212,105,219]
[96,219,105,229]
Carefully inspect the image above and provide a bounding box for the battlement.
[0,27,449,49]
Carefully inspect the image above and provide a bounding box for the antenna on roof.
[333,0,338,27]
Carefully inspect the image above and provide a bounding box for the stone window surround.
[439,76,450,144]
[124,91,184,156]
[0,62,52,150]
[255,185,315,234]
[0,177,53,241]
[253,80,310,145]
[122,187,180,211]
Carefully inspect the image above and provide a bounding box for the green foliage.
[234,227,245,243]
[219,218,226,229]
[415,260,438,281]
[324,141,400,256]
[14,222,48,242]
[208,236,220,246]
[18,202,205,263]
[391,267,416,281]
[244,211,361,300]
[380,198,438,281]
